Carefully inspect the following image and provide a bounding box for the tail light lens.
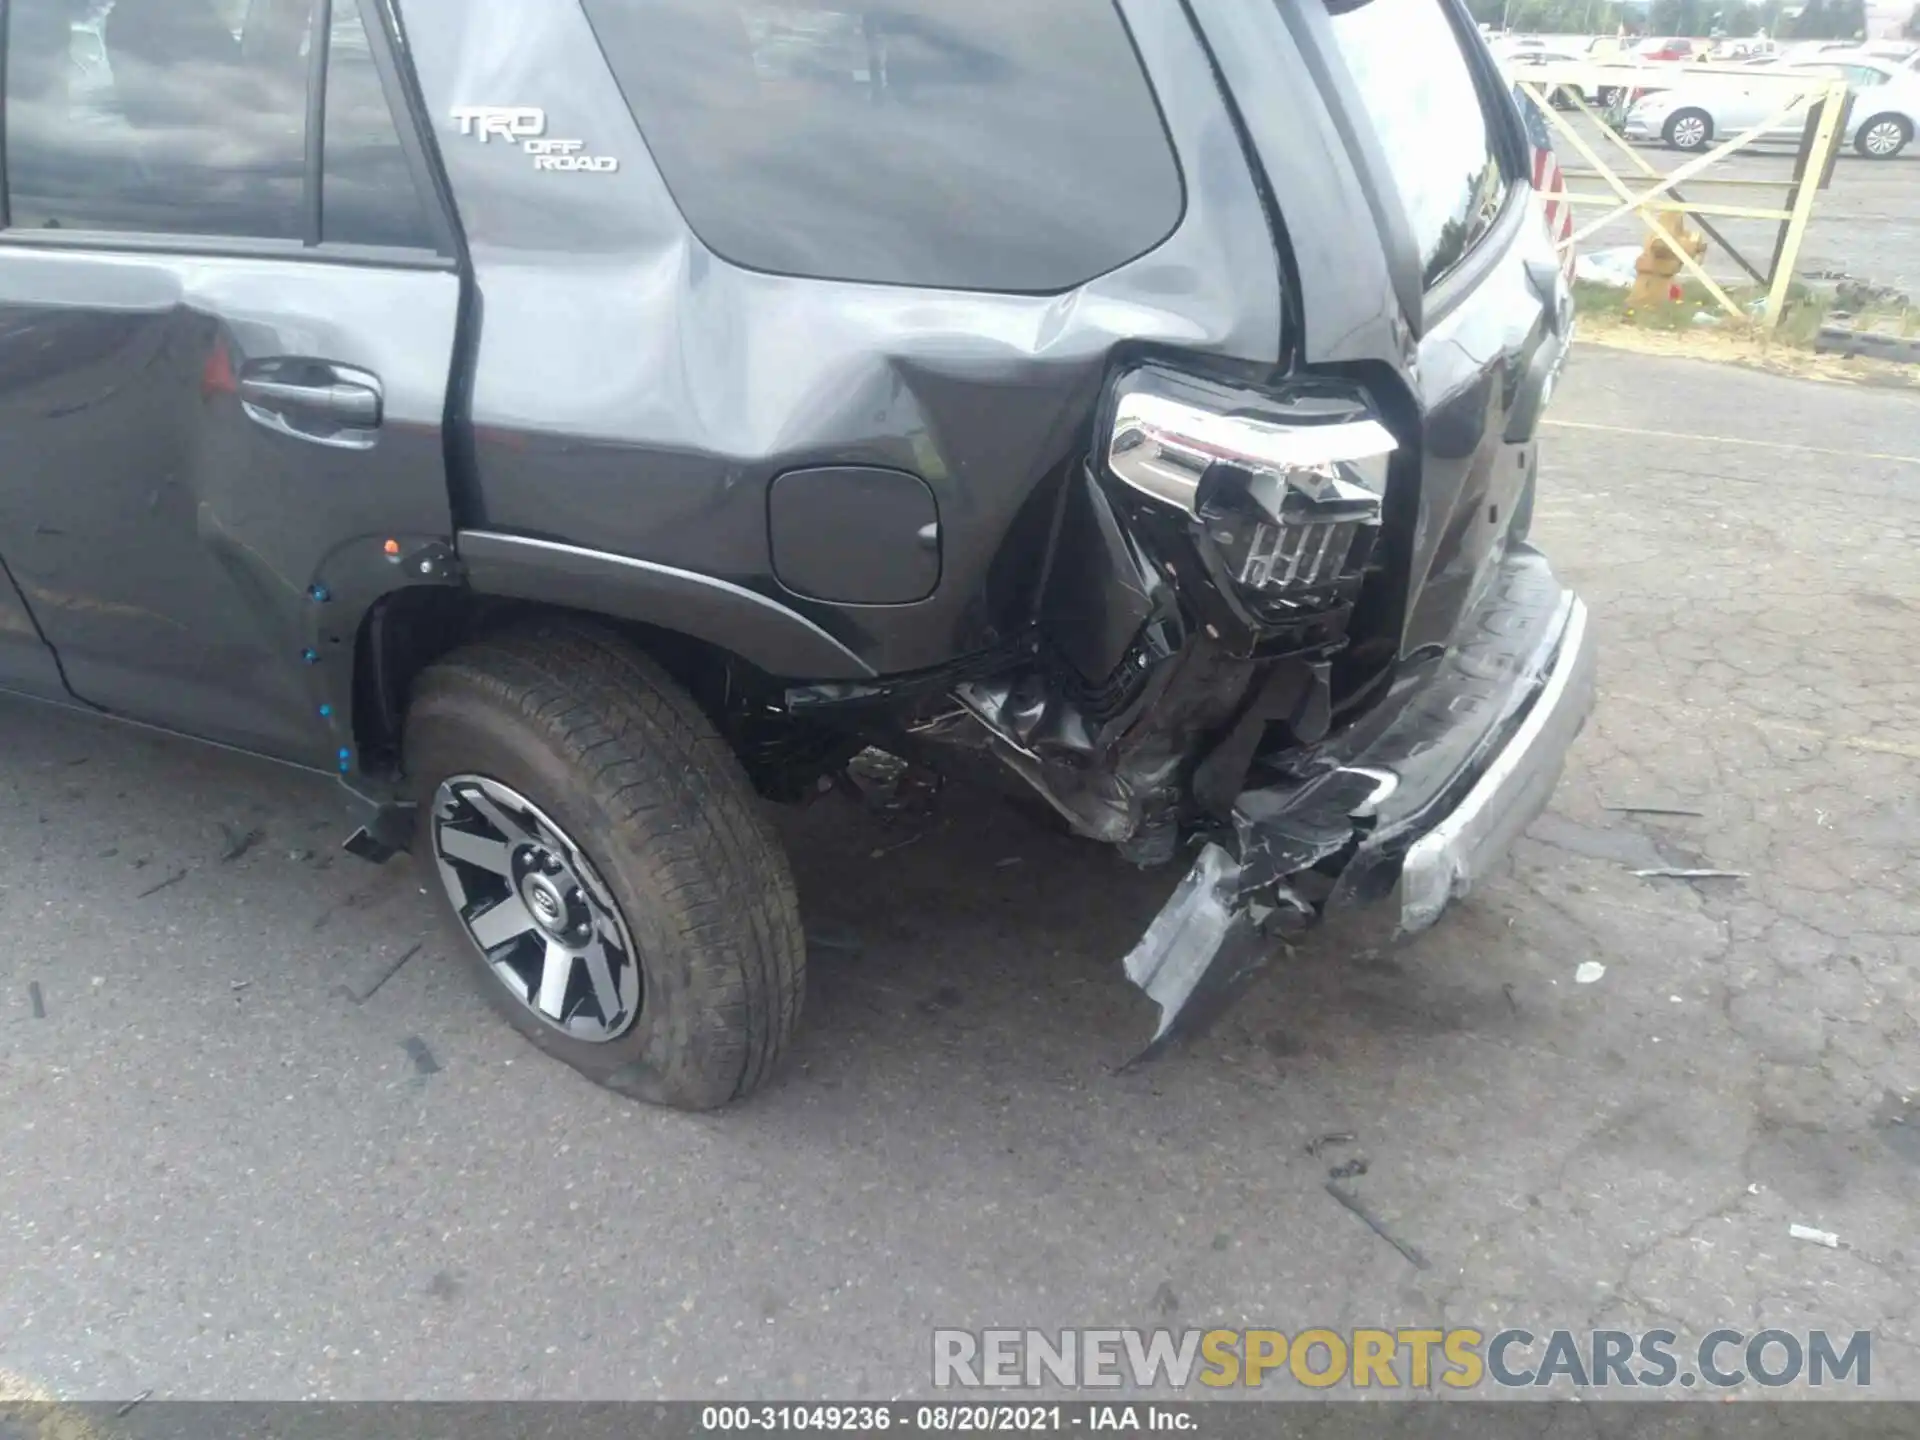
[1105,368,1396,609]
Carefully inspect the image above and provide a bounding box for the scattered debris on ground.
[1789,1223,1840,1249]
[137,868,190,899]
[869,832,927,860]
[341,942,423,1005]
[219,823,264,863]
[1305,1131,1357,1157]
[805,929,863,956]
[1633,867,1748,880]
[1323,1183,1429,1270]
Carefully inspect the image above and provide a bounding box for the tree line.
[1464,0,1869,39]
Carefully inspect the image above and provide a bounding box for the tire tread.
[408,619,803,1105]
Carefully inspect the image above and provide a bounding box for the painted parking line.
[1543,416,1920,468]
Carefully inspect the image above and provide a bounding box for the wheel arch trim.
[454,530,877,681]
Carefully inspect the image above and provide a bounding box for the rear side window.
[1323,0,1509,288]
[3,0,440,251]
[578,0,1184,293]
[5,0,309,238]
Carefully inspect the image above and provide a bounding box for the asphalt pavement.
[1,346,1917,1401]
[1556,111,1920,295]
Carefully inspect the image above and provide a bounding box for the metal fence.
[1503,59,1852,329]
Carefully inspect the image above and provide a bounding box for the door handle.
[239,376,382,427]
[236,359,383,448]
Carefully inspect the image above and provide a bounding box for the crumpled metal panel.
[396,0,1282,680]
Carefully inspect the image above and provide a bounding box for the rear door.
[0,0,459,766]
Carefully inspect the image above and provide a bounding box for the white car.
[1501,47,1593,108]
[1623,57,1918,159]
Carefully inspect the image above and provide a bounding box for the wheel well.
[351,590,856,798]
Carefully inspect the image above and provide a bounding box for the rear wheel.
[406,619,805,1109]
[1856,114,1911,159]
[1663,109,1712,152]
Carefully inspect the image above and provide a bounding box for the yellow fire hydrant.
[1627,210,1708,312]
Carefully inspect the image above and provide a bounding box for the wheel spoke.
[463,785,528,842]
[430,773,643,1044]
[469,893,537,951]
[536,937,574,1019]
[439,826,512,875]
[579,936,624,1023]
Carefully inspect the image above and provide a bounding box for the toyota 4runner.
[0,0,1593,1107]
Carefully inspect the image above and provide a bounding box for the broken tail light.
[1105,368,1396,615]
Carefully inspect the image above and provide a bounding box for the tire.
[1663,109,1712,152]
[1855,114,1911,160]
[405,618,804,1109]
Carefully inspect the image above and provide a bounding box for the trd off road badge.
[449,107,619,173]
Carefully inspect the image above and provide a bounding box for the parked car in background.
[1588,34,1697,108]
[1623,56,1917,157]
[1634,36,1696,62]
[1503,47,1592,107]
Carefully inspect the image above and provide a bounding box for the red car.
[1635,37,1696,61]
[1598,37,1695,110]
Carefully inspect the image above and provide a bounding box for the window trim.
[305,0,334,246]
[0,5,10,231]
[350,0,458,258]
[0,0,456,262]
[0,226,454,269]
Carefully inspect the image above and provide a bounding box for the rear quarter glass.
[1321,0,1509,288]
[577,0,1185,293]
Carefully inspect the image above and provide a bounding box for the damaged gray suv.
[0,0,1593,1107]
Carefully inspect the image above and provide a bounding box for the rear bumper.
[1121,546,1596,1053]
[1394,592,1594,932]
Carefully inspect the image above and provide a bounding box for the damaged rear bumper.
[1125,546,1597,1053]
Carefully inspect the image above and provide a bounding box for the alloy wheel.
[1670,114,1707,150]
[1864,120,1905,157]
[431,774,642,1041]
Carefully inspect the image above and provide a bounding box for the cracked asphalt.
[0,346,1916,1401]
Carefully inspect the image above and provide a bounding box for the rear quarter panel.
[396,0,1284,678]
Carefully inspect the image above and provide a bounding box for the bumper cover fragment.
[1122,547,1598,1053]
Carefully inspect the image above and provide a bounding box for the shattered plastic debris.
[1633,867,1748,880]
[1789,1223,1840,1248]
[1575,961,1606,985]
[1572,245,1640,289]
[1119,844,1271,1062]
